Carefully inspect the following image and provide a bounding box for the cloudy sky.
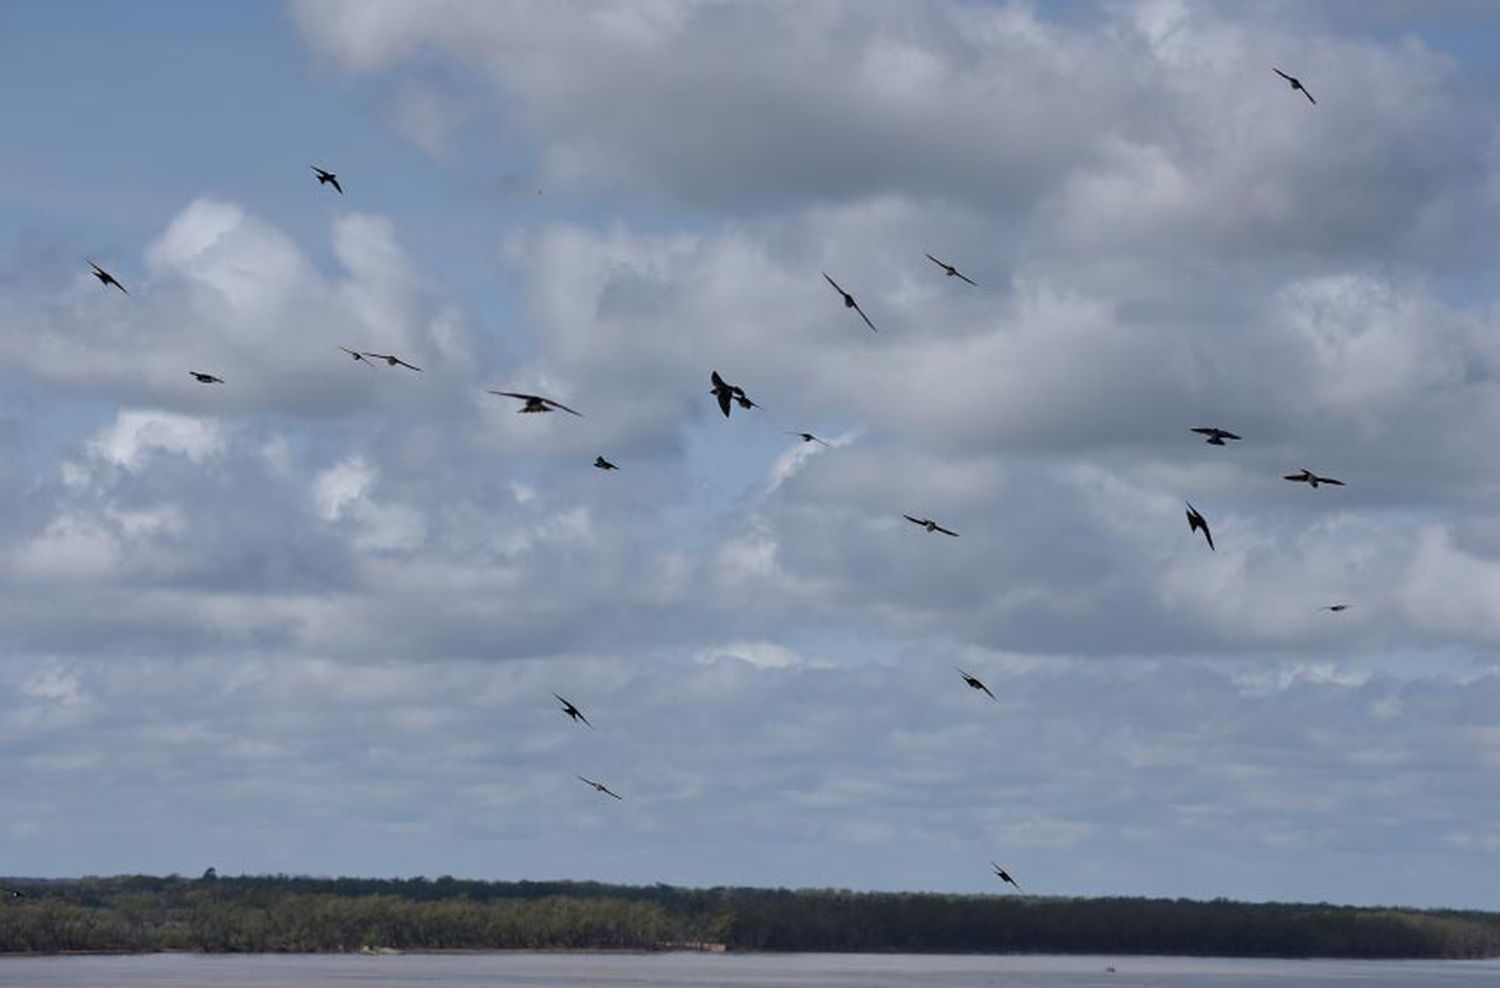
[4,0,1500,910]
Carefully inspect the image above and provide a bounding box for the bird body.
[1190,427,1241,446]
[312,165,343,194]
[1325,604,1351,612]
[1185,501,1214,551]
[957,667,996,700]
[925,253,977,286]
[822,273,878,332]
[904,514,958,537]
[1284,469,1343,488]
[189,371,224,384]
[709,371,757,418]
[1273,67,1316,104]
[594,456,618,471]
[489,391,583,416]
[554,693,592,728]
[362,352,422,372]
[991,862,1022,891]
[88,261,128,294]
[788,431,830,447]
[578,775,623,800]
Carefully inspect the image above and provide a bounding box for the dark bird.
[553,693,592,729]
[1,888,23,900]
[991,862,1022,891]
[1273,67,1316,105]
[1190,427,1241,446]
[823,273,878,333]
[787,431,830,447]
[578,775,623,800]
[709,371,758,418]
[957,667,996,700]
[925,253,978,286]
[189,371,224,384]
[489,391,583,416]
[362,352,422,372]
[594,456,618,471]
[311,165,343,194]
[338,345,374,367]
[1284,468,1344,489]
[1185,501,1214,551]
[88,261,127,294]
[1324,604,1352,612]
[904,514,959,537]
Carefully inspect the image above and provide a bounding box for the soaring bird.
[311,165,343,194]
[88,261,128,294]
[787,431,830,447]
[1284,469,1343,489]
[578,776,623,800]
[553,693,592,729]
[904,514,958,537]
[338,346,374,367]
[188,371,224,384]
[991,862,1022,891]
[925,253,978,286]
[362,352,422,372]
[822,273,878,333]
[489,391,583,416]
[1273,67,1316,105]
[1190,427,1241,446]
[594,456,618,471]
[957,667,996,700]
[1324,604,1352,612]
[1185,501,1215,551]
[709,371,757,418]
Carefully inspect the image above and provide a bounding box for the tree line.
[2,874,1497,958]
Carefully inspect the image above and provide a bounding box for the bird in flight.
[925,253,977,286]
[787,431,830,447]
[1284,469,1343,489]
[361,352,422,372]
[1273,68,1316,105]
[991,862,1022,891]
[1190,427,1241,446]
[338,346,375,367]
[594,456,618,471]
[823,273,878,333]
[189,371,224,384]
[554,693,592,728]
[957,667,996,700]
[2,888,23,900]
[88,261,127,294]
[1324,604,1352,612]
[578,776,623,800]
[311,165,343,194]
[489,391,583,416]
[709,371,758,418]
[1185,501,1214,551]
[904,514,959,537]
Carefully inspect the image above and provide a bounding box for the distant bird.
[578,776,623,800]
[1273,67,1316,105]
[188,371,223,384]
[1190,427,1241,446]
[991,862,1022,891]
[88,261,127,294]
[957,667,996,701]
[362,352,422,372]
[787,431,830,447]
[822,273,878,333]
[338,345,374,367]
[925,253,977,286]
[1185,501,1215,551]
[1,888,23,900]
[709,371,757,418]
[594,456,618,471]
[1284,468,1343,489]
[1324,604,1352,612]
[553,693,592,729]
[489,391,583,416]
[904,514,958,537]
[311,165,343,194]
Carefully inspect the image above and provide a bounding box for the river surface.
[2,952,1498,987]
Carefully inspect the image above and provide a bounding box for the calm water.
[2,952,1498,987]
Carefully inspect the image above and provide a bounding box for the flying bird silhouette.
[925,253,978,286]
[1284,469,1343,489]
[554,693,592,729]
[188,371,224,384]
[904,514,958,537]
[1273,67,1316,105]
[709,371,757,418]
[489,391,583,416]
[991,862,1022,891]
[88,261,127,294]
[1324,604,1352,612]
[311,165,343,194]
[361,352,421,372]
[594,456,618,471]
[1185,501,1215,551]
[578,776,623,800]
[2,888,23,900]
[822,273,878,333]
[1190,427,1241,446]
[787,431,830,447]
[957,667,996,700]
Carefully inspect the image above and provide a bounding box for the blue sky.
[4,0,1500,911]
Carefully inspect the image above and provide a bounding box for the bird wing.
[711,371,727,389]
[935,524,959,537]
[1319,476,1344,486]
[979,682,996,699]
[1221,431,1242,440]
[312,165,328,178]
[543,398,583,417]
[716,389,732,417]
[578,775,597,787]
[330,176,344,194]
[360,352,393,362]
[852,302,878,333]
[823,272,844,295]
[1202,522,1215,551]
[604,787,623,800]
[1302,87,1316,105]
[903,515,925,526]
[925,253,946,269]
[491,391,536,402]
[1284,473,1307,482]
[393,357,422,372]
[1273,67,1293,82]
[576,711,593,728]
[955,270,978,286]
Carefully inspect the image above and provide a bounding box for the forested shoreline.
[1,874,1497,959]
